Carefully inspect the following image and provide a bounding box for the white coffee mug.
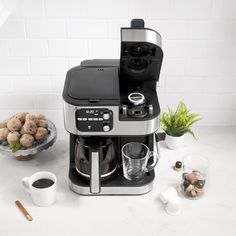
[21,171,57,207]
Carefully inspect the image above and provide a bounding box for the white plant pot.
[165,134,185,150]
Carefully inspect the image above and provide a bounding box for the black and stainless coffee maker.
[63,19,163,195]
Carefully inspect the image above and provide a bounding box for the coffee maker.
[63,19,163,195]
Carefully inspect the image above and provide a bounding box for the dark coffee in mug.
[32,178,54,189]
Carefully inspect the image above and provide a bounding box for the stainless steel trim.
[76,165,117,178]
[69,180,153,195]
[63,102,160,136]
[90,151,100,194]
[121,29,162,48]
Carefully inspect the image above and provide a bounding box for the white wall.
[0,0,236,129]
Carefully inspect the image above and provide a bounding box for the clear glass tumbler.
[181,154,210,199]
[121,142,159,181]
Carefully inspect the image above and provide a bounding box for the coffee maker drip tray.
[69,167,155,195]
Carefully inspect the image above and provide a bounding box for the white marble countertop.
[0,127,236,236]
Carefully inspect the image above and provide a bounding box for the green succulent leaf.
[160,101,202,138]
[10,142,22,153]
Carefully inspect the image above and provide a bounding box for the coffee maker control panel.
[76,108,113,132]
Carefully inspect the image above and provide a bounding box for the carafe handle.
[146,151,159,172]
[90,150,101,194]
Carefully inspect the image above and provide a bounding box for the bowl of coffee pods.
[0,113,57,160]
[180,154,209,199]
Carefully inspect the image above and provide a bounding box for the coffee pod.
[159,187,178,204]
[174,161,182,171]
[185,184,194,192]
[165,196,181,216]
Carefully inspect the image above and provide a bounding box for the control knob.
[103,124,110,132]
[103,113,110,120]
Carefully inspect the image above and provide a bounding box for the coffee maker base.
[69,179,153,195]
[68,167,155,195]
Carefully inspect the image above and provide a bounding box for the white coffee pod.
[165,196,181,216]
[159,186,178,204]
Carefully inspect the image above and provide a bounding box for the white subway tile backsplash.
[67,20,107,38]
[230,22,236,43]
[186,21,230,40]
[26,20,67,38]
[163,40,186,58]
[159,93,220,112]
[34,94,62,110]
[48,39,88,57]
[13,77,53,93]
[221,60,236,77]
[182,94,220,111]
[203,77,236,94]
[44,0,87,18]
[233,112,236,125]
[129,0,171,19]
[163,40,207,59]
[0,94,34,110]
[171,0,212,19]
[165,77,203,93]
[197,111,233,126]
[51,77,65,93]
[8,39,48,57]
[212,0,236,20]
[88,0,129,19]
[107,20,130,39]
[206,41,234,60]
[218,95,236,110]
[30,58,68,75]
[146,20,187,40]
[68,58,83,68]
[0,77,13,93]
[158,93,187,111]
[0,59,29,75]
[128,0,148,19]
[88,39,119,59]
[11,0,44,18]
[184,41,207,59]
[208,22,231,40]
[0,40,9,56]
[162,59,185,76]
[0,20,26,38]
[185,59,225,77]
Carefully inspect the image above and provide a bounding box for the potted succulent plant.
[160,101,201,150]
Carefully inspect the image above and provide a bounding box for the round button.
[103,125,110,132]
[103,113,110,120]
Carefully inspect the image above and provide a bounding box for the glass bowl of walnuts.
[0,113,57,160]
